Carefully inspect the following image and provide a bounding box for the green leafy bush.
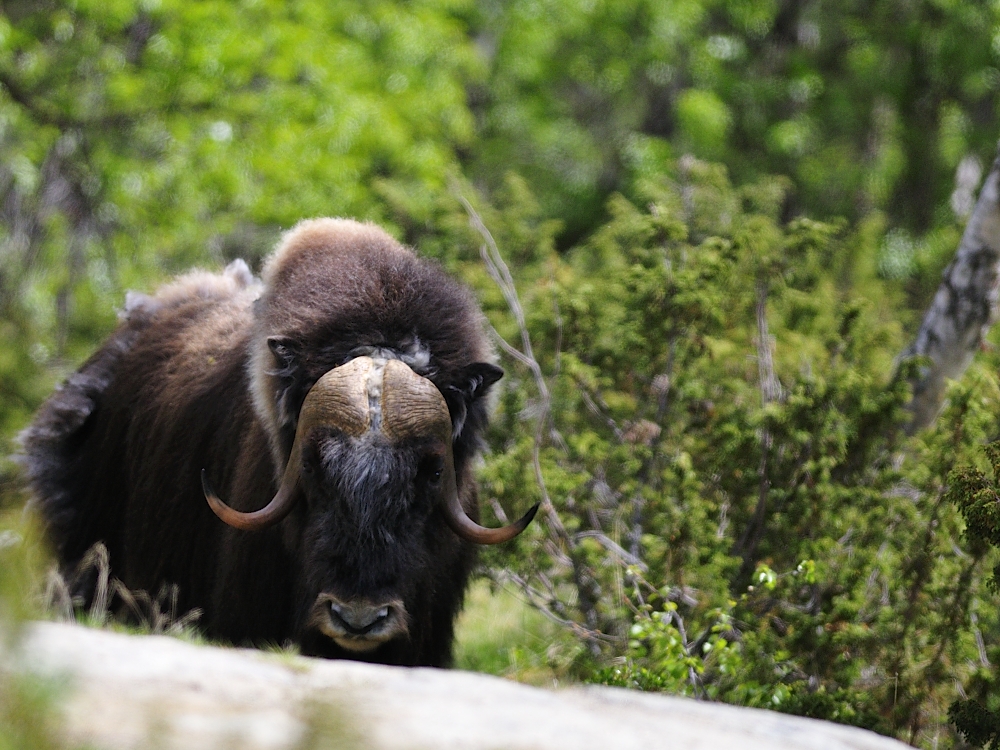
[430,159,1000,747]
[945,443,1000,749]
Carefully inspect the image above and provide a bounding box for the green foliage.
[470,0,1000,244]
[0,673,67,750]
[946,444,1000,748]
[949,442,1000,591]
[0,0,484,468]
[0,511,74,750]
[950,700,1000,750]
[435,160,1000,747]
[1,2,1000,748]
[0,511,48,639]
[592,565,886,732]
[592,599,742,696]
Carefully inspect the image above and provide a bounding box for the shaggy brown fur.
[21,219,502,667]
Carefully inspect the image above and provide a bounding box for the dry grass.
[42,542,203,638]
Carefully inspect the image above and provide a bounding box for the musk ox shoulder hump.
[121,259,260,324]
[26,258,258,454]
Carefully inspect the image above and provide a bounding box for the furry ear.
[444,363,504,439]
[267,335,306,431]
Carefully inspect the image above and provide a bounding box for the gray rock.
[14,621,909,750]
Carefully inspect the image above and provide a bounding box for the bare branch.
[455,192,571,547]
[460,194,547,389]
[455,189,614,637]
[574,530,649,571]
[579,387,625,441]
[542,538,574,569]
[488,497,510,525]
[755,279,783,405]
[487,325,537,370]
[490,568,620,645]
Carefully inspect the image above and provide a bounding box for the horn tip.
[495,503,540,544]
[519,503,541,531]
[201,469,226,518]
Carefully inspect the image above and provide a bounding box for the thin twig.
[490,568,620,645]
[579,387,625,441]
[457,192,571,548]
[489,497,510,525]
[457,190,607,637]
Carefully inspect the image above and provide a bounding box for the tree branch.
[904,149,1000,432]
[735,278,780,581]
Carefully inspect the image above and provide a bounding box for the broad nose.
[313,594,409,651]
[329,600,392,635]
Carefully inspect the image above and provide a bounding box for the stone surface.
[13,621,911,750]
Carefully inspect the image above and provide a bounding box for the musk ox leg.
[19,326,140,568]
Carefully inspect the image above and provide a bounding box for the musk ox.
[21,218,536,667]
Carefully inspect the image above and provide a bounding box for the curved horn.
[442,481,540,545]
[382,359,539,545]
[204,357,374,531]
[203,466,299,531]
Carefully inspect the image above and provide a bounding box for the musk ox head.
[202,219,536,656]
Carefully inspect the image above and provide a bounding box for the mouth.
[310,594,409,653]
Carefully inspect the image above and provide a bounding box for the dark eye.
[419,454,444,486]
[301,444,318,476]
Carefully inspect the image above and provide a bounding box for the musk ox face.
[299,423,451,654]
[301,433,430,653]
[204,354,536,656]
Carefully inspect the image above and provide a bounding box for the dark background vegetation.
[3,0,1000,747]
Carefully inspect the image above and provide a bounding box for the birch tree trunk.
[903,150,1000,432]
